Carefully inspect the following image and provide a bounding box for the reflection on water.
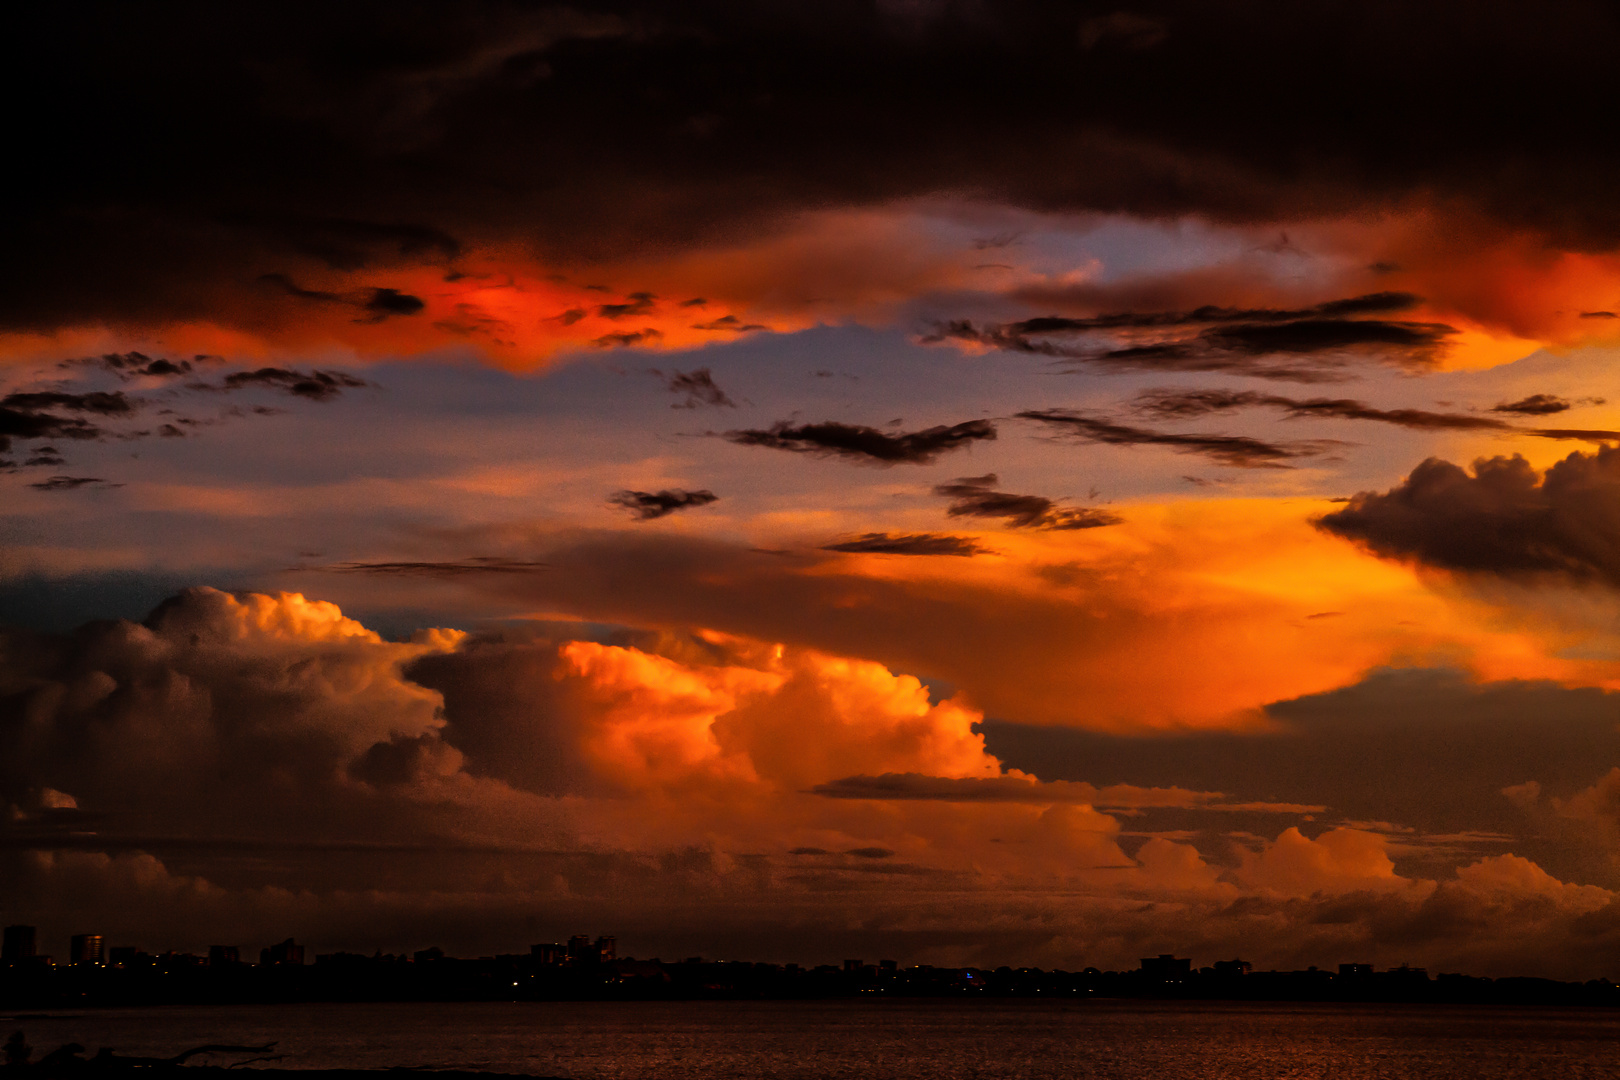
[5,999,1619,1079]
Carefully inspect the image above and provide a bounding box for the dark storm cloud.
[609,488,720,520]
[724,419,996,464]
[821,532,988,557]
[657,367,736,408]
[932,474,1122,530]
[1017,409,1332,468]
[1316,447,1620,585]
[216,368,369,400]
[13,4,1620,329]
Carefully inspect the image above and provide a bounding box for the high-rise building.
[208,945,240,967]
[260,939,304,966]
[69,934,104,966]
[1,925,36,963]
[567,935,594,964]
[594,936,616,964]
[531,943,565,966]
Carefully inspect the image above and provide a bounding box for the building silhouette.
[208,946,240,967]
[1140,954,1192,982]
[69,934,104,966]
[1,926,36,964]
[531,943,565,966]
[260,939,304,966]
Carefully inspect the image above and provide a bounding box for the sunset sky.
[10,0,1620,978]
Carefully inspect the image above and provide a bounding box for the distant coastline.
[3,941,1618,1009]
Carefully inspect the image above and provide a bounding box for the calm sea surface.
[4,1000,1619,1079]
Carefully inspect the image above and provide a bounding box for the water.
[4,999,1619,1079]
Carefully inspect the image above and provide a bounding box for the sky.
[8,0,1620,977]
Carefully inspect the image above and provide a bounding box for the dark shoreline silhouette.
[5,948,1620,1010]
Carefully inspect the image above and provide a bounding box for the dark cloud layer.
[0,407,105,451]
[1132,388,1620,443]
[821,533,987,557]
[309,558,550,576]
[260,275,425,321]
[1132,389,1507,431]
[984,666,1620,885]
[1017,409,1332,468]
[932,474,1121,530]
[609,488,720,520]
[726,420,996,464]
[1317,448,1620,585]
[930,294,1455,379]
[13,4,1620,330]
[2,391,134,416]
[26,476,120,492]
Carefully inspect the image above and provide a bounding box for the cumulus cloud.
[5,589,1620,973]
[725,419,996,465]
[1316,448,1620,585]
[1233,827,1417,898]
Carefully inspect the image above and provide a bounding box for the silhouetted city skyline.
[4,922,1618,1009]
